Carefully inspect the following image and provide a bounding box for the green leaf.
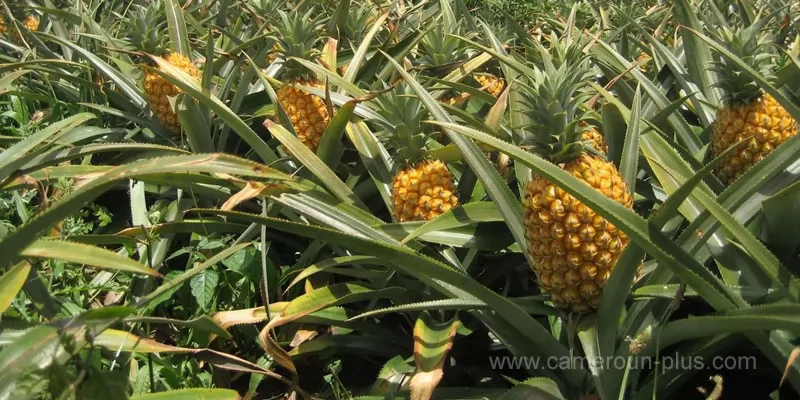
[130,388,241,400]
[0,262,31,316]
[164,0,191,57]
[0,154,290,269]
[0,325,80,399]
[498,378,566,400]
[646,305,800,357]
[326,0,351,39]
[761,180,800,259]
[399,202,504,244]
[0,113,95,183]
[20,240,162,277]
[316,98,357,167]
[190,269,219,311]
[266,121,367,211]
[136,243,251,309]
[0,70,31,95]
[177,93,215,153]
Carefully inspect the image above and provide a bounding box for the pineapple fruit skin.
[143,52,201,134]
[276,78,330,152]
[474,74,505,97]
[711,93,797,184]
[391,159,459,222]
[583,127,608,155]
[522,154,634,313]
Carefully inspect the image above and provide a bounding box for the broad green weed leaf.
[190,269,219,311]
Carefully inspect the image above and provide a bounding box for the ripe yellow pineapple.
[709,24,797,184]
[373,82,459,222]
[272,10,330,152]
[143,52,202,134]
[1,14,39,44]
[520,45,636,313]
[474,73,505,98]
[126,3,201,135]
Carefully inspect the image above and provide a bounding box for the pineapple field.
[3,0,800,398]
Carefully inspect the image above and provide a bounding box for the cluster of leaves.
[1,0,800,399]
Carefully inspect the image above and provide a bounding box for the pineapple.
[126,4,201,135]
[520,44,635,313]
[1,14,39,44]
[272,10,330,152]
[373,82,459,222]
[709,24,797,185]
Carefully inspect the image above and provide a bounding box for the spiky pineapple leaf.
[399,202,503,244]
[266,120,370,210]
[39,34,146,108]
[348,298,557,321]
[20,240,162,277]
[497,377,566,400]
[0,262,30,316]
[164,0,190,57]
[644,305,800,358]
[341,12,389,84]
[761,180,800,259]
[130,388,241,400]
[177,93,215,153]
[409,311,460,400]
[0,113,95,183]
[285,255,381,291]
[0,154,290,269]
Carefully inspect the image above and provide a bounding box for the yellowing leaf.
[409,311,460,400]
[94,329,191,353]
[221,181,270,211]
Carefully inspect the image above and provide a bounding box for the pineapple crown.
[124,2,170,56]
[710,21,776,106]
[416,2,478,71]
[520,33,597,164]
[340,4,376,46]
[272,9,325,80]
[372,81,434,165]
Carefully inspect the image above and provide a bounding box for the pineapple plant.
[709,23,798,185]
[520,42,635,313]
[125,3,201,135]
[272,10,330,153]
[415,9,504,105]
[373,81,459,222]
